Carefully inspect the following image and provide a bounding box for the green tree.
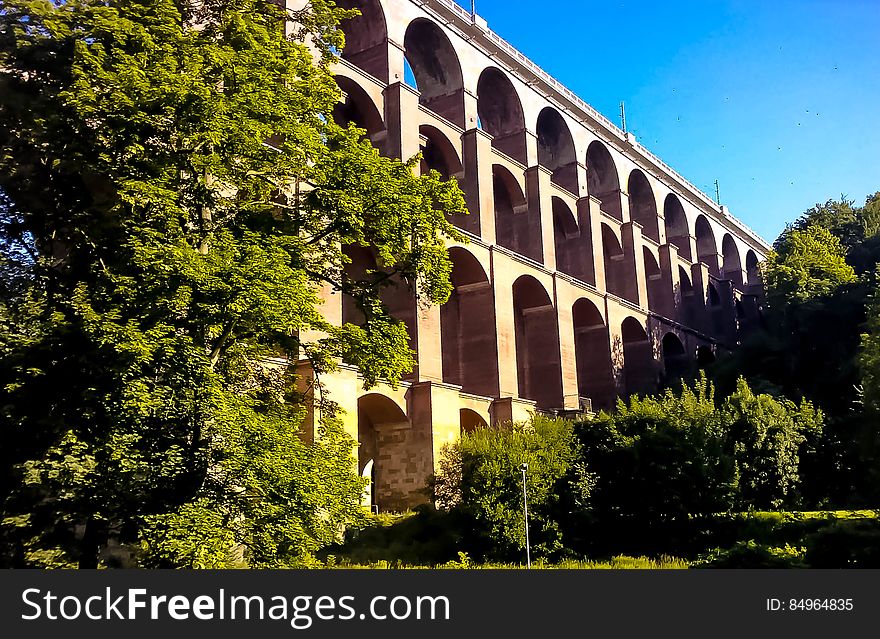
[579,375,736,526]
[0,0,465,567]
[723,378,823,509]
[860,276,880,413]
[434,416,594,561]
[764,226,856,308]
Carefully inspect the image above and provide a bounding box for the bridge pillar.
[584,196,606,291]
[490,251,521,399]
[690,262,712,336]
[461,127,497,243]
[384,81,422,162]
[525,165,556,270]
[554,279,584,411]
[621,221,649,309]
[658,243,681,319]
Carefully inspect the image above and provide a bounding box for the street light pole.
[520,462,531,569]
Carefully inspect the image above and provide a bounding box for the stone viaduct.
[293,0,770,511]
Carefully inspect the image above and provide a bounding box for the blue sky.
[453,0,880,243]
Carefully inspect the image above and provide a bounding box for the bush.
[576,375,736,528]
[724,379,823,509]
[433,415,594,561]
[695,541,807,568]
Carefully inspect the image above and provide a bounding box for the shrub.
[433,415,594,561]
[576,375,736,527]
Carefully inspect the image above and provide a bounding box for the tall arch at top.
[477,67,527,165]
[721,234,743,286]
[628,169,659,242]
[333,75,386,150]
[537,107,578,194]
[587,141,621,221]
[336,0,389,82]
[746,250,761,289]
[664,194,692,260]
[695,215,720,276]
[404,19,465,128]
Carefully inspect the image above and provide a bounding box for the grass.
[325,555,689,569]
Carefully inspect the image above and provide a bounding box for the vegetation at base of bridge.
[1,0,879,569]
[322,507,880,569]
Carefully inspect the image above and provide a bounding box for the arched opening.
[513,276,563,409]
[602,223,636,303]
[460,408,489,435]
[441,248,499,397]
[661,333,689,385]
[537,107,578,194]
[553,197,589,281]
[419,126,468,231]
[572,298,615,411]
[664,194,692,260]
[695,215,720,275]
[696,345,716,369]
[342,245,418,378]
[493,164,540,262]
[336,0,389,82]
[477,67,527,164]
[358,393,411,512]
[678,266,698,327]
[628,169,659,242]
[419,126,462,181]
[643,247,664,314]
[333,76,385,137]
[722,234,743,286]
[746,249,761,289]
[621,317,656,397]
[404,19,465,127]
[587,141,622,221]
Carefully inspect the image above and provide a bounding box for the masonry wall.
[296,0,769,511]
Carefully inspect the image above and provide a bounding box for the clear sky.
[453,0,880,243]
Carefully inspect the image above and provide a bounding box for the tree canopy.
[0,0,466,567]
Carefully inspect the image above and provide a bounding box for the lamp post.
[520,462,531,569]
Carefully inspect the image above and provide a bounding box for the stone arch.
[342,245,417,377]
[419,125,462,180]
[621,317,656,397]
[722,234,743,286]
[333,75,386,148]
[336,0,389,82]
[420,125,467,231]
[587,141,622,221]
[643,247,664,314]
[572,298,615,411]
[695,215,720,275]
[553,197,589,281]
[628,169,659,242]
[602,223,634,303]
[536,107,578,194]
[441,247,499,397]
[403,18,465,127]
[661,332,689,384]
[512,275,563,409]
[707,281,723,337]
[477,67,527,164]
[358,392,410,512]
[460,408,489,435]
[664,194,692,260]
[746,249,761,289]
[493,164,541,262]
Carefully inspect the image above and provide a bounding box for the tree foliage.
[0,0,465,567]
[433,416,594,561]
